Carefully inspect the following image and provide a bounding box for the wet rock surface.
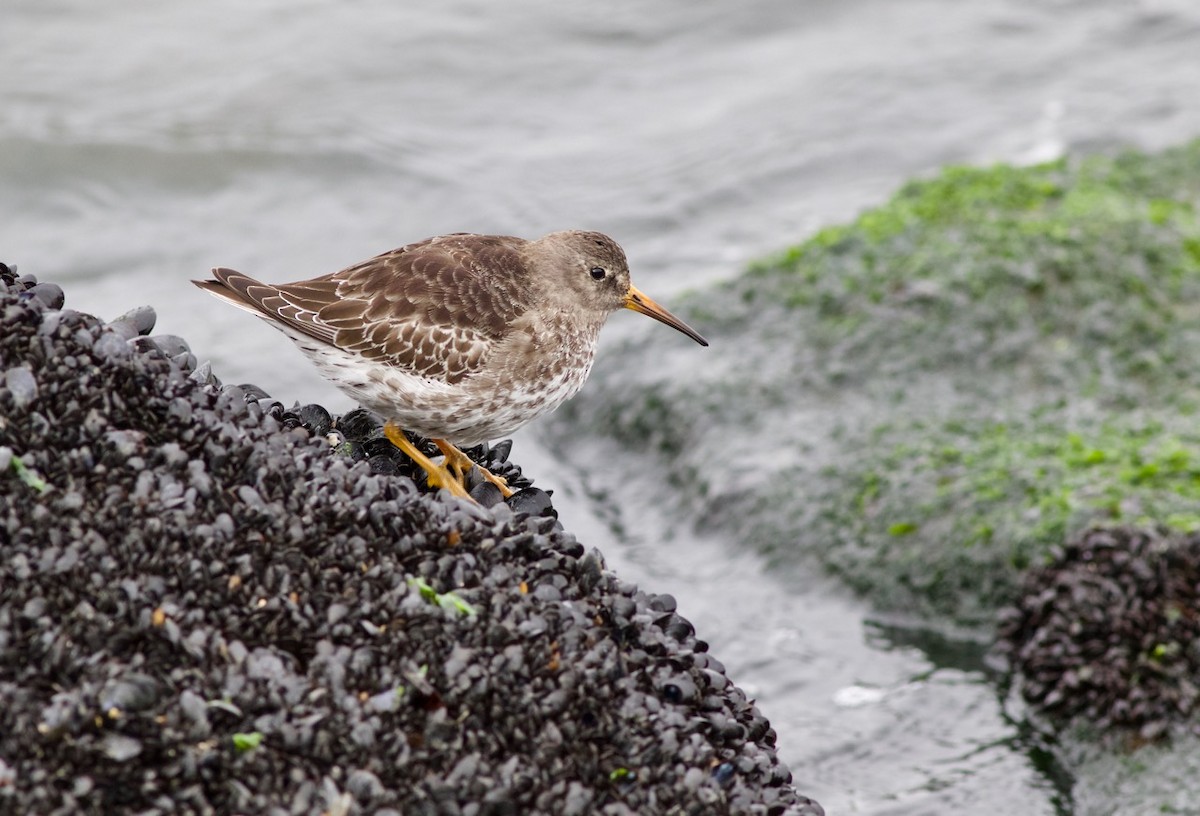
[995,525,1200,743]
[0,264,821,815]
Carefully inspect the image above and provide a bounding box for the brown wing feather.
[329,235,531,383]
[196,234,533,385]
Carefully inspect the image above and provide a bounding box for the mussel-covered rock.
[0,264,821,815]
[996,525,1200,742]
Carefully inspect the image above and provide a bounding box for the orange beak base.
[623,284,708,346]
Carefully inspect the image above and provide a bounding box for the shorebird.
[195,231,707,500]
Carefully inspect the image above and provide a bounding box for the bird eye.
[590,267,606,280]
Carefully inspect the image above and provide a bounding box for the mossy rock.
[552,139,1200,627]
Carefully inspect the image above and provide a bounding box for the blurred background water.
[6,1,1200,812]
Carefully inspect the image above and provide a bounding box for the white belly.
[283,325,595,446]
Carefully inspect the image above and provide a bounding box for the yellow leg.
[383,422,472,500]
[432,439,515,499]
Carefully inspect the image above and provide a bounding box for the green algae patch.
[728,145,1200,408]
[794,413,1200,622]
[552,139,1200,627]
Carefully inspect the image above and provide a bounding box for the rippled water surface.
[6,1,1200,812]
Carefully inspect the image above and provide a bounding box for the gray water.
[6,1,1200,812]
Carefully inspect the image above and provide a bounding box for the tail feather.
[192,268,272,317]
[193,268,337,347]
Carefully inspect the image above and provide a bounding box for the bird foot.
[383,422,472,500]
[433,439,516,498]
[383,422,514,501]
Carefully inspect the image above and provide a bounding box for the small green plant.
[407,577,477,617]
[609,767,635,783]
[9,454,46,492]
[232,731,264,753]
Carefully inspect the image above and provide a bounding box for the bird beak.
[624,284,709,346]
